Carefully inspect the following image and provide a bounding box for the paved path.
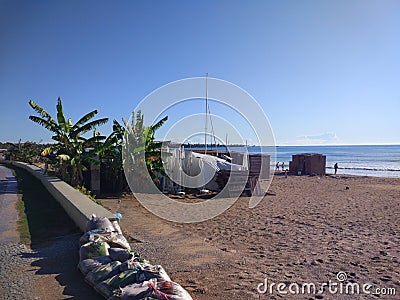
[0,165,19,243]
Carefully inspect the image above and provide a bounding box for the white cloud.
[278,132,340,146]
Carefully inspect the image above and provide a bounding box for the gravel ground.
[0,234,104,300]
[0,242,37,300]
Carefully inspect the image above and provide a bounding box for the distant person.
[281,162,285,170]
[276,162,280,171]
[334,163,338,174]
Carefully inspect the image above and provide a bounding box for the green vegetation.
[3,99,169,196]
[76,185,102,206]
[29,97,109,186]
[2,140,47,163]
[115,111,168,188]
[15,194,31,245]
[12,168,31,245]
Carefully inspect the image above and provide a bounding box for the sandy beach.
[99,174,400,299]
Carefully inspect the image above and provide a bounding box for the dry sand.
[101,174,400,300]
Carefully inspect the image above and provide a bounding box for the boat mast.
[205,73,208,154]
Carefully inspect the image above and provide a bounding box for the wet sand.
[101,174,400,299]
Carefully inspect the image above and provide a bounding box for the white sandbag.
[80,230,131,250]
[80,229,115,245]
[78,256,112,275]
[86,214,115,232]
[111,234,131,250]
[112,220,123,235]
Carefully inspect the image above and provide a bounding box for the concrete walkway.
[0,165,19,243]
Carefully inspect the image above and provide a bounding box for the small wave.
[326,166,400,172]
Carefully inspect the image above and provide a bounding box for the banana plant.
[106,111,168,190]
[29,97,109,186]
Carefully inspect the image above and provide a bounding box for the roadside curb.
[0,159,117,232]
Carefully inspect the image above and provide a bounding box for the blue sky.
[0,0,399,145]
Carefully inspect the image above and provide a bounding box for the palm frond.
[151,116,168,132]
[56,97,67,131]
[72,110,98,131]
[112,119,126,140]
[29,116,60,134]
[29,100,55,121]
[72,117,109,136]
[122,117,132,132]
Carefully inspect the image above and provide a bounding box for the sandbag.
[95,270,142,298]
[153,280,193,300]
[141,264,171,282]
[107,281,153,300]
[109,248,132,262]
[78,256,112,275]
[86,214,115,232]
[80,230,131,250]
[109,249,149,264]
[108,279,192,300]
[85,261,121,287]
[95,263,171,298]
[110,234,131,250]
[79,241,110,261]
[112,220,123,235]
[80,229,115,245]
[119,260,141,272]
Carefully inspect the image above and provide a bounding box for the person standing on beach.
[334,163,338,174]
[276,162,279,171]
[281,162,285,171]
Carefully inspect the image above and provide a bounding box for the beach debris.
[345,186,350,190]
[218,247,237,253]
[114,213,123,219]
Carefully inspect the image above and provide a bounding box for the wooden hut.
[289,153,326,175]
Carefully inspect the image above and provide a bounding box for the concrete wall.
[0,160,117,232]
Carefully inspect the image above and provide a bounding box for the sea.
[259,144,400,178]
[189,144,400,178]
